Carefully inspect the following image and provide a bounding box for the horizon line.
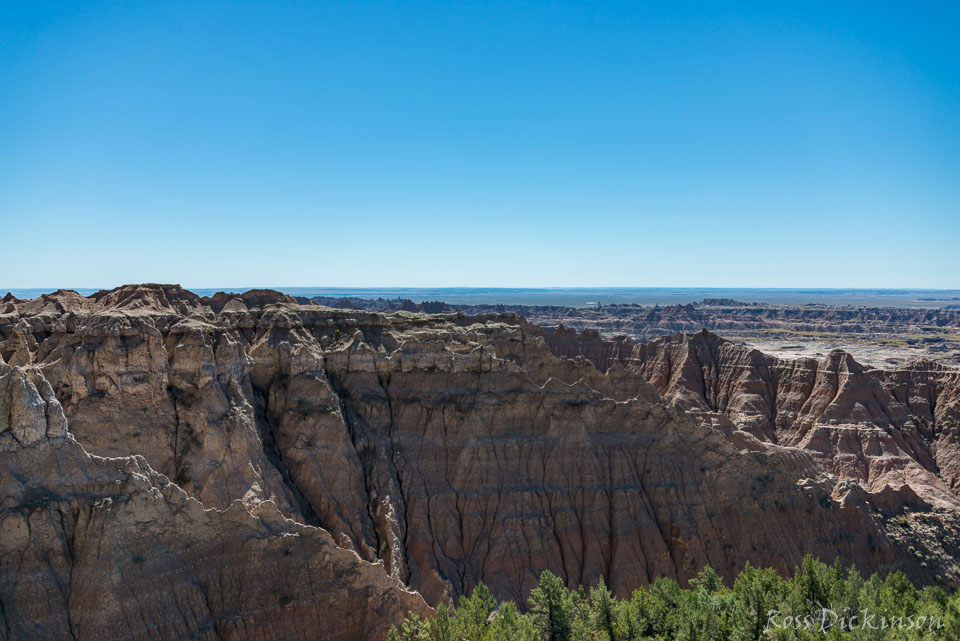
[5,285,960,293]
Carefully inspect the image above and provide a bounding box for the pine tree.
[529,570,573,641]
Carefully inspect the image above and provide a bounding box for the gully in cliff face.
[1,285,959,639]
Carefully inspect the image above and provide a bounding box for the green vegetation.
[389,556,958,640]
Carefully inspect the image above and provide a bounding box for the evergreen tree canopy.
[388,556,957,641]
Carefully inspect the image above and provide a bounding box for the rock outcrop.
[0,362,429,641]
[2,285,959,639]
[543,328,960,522]
[365,298,960,367]
[436,299,960,343]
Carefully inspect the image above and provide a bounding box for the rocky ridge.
[304,297,960,341]
[541,327,960,500]
[322,297,960,367]
[0,361,429,641]
[2,285,959,639]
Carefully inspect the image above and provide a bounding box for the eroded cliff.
[0,362,429,641]
[2,285,959,639]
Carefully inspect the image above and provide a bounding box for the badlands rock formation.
[443,299,960,343]
[333,297,960,367]
[542,327,960,500]
[0,362,428,641]
[2,285,959,639]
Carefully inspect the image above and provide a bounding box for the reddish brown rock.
[2,286,960,640]
[543,328,960,509]
[0,361,429,641]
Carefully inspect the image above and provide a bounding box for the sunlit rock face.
[0,361,429,641]
[543,326,960,507]
[2,285,959,639]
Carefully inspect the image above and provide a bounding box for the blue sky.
[1,1,957,288]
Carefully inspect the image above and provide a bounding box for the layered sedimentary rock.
[543,327,960,516]
[0,362,429,641]
[436,298,960,342]
[2,285,960,639]
[337,298,960,366]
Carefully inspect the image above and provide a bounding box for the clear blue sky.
[1,1,957,288]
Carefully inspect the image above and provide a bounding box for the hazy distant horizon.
[6,286,960,309]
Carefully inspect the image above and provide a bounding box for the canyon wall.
[2,285,959,639]
[542,326,960,502]
[0,362,429,641]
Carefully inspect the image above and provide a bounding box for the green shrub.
[389,556,957,640]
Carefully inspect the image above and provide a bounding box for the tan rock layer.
[2,285,959,640]
[0,361,429,641]
[540,327,960,504]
